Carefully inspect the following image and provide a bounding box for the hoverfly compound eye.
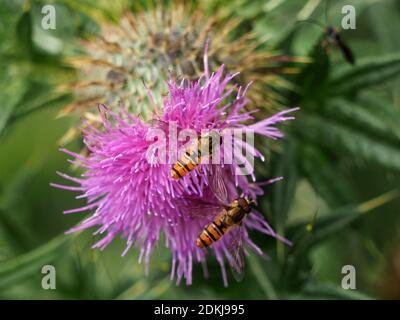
[246,197,255,207]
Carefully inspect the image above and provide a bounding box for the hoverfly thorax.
[171,130,222,179]
[325,26,336,42]
[225,197,252,225]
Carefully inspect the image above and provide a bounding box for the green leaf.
[0,234,72,290]
[293,38,330,103]
[270,141,298,264]
[366,1,400,53]
[296,113,400,170]
[0,102,15,136]
[10,90,72,124]
[271,140,298,230]
[248,254,278,300]
[323,98,400,143]
[299,143,354,206]
[115,276,171,300]
[357,92,400,141]
[281,189,400,289]
[287,188,400,252]
[16,10,35,59]
[302,281,373,300]
[0,78,26,136]
[330,53,400,96]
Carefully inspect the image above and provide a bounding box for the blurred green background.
[1,0,400,299]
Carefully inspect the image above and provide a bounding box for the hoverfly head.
[245,196,256,208]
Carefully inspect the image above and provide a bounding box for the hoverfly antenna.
[296,19,326,31]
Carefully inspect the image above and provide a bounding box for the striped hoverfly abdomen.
[171,132,221,179]
[196,197,254,248]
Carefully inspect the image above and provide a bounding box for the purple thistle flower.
[52,63,298,286]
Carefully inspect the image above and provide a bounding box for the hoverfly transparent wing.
[175,197,222,220]
[208,165,229,206]
[226,223,246,282]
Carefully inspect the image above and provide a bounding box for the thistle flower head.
[60,1,300,125]
[53,60,298,286]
